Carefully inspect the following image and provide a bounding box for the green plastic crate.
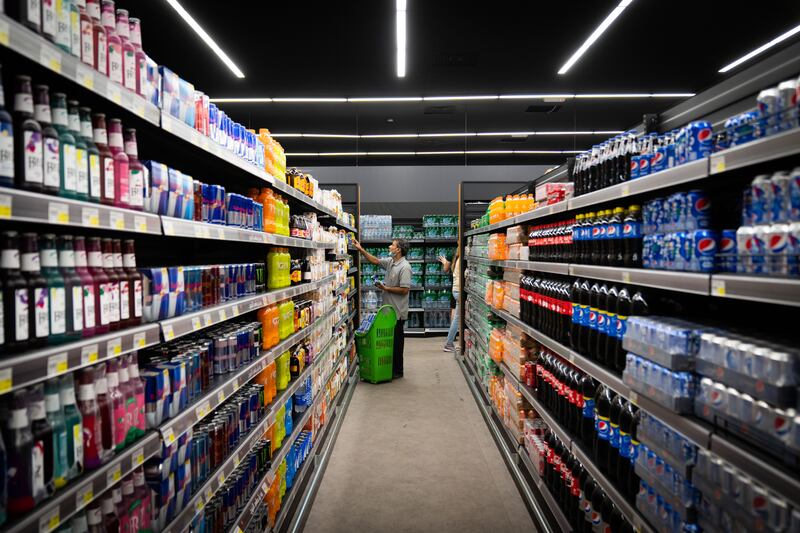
[357,305,397,383]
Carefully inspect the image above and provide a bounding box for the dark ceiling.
[122,0,800,166]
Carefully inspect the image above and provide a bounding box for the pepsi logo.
[592,228,600,237]
[752,495,769,516]
[697,237,716,254]
[652,152,665,165]
[694,197,711,212]
[711,390,724,405]
[589,311,596,321]
[720,237,735,253]
[597,420,608,432]
[622,223,633,235]
[775,416,791,436]
[630,161,637,171]
[639,158,649,169]
[769,233,787,252]
[697,128,713,142]
[591,512,601,526]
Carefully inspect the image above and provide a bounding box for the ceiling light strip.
[396,0,407,77]
[718,23,800,73]
[163,0,245,78]
[270,130,623,139]
[209,92,693,103]
[284,150,584,157]
[557,0,635,75]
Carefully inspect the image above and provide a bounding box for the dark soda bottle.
[4,391,36,515]
[608,395,625,484]
[1,232,31,351]
[622,205,642,268]
[570,279,582,349]
[582,476,597,533]
[618,402,638,499]
[603,285,619,368]
[587,282,600,359]
[39,234,68,345]
[594,284,609,363]
[122,240,142,327]
[0,65,14,188]
[580,375,596,446]
[607,207,624,266]
[590,484,607,532]
[101,238,121,331]
[613,287,632,372]
[21,233,49,348]
[632,289,649,316]
[593,386,612,468]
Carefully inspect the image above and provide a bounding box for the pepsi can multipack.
[685,121,713,162]
[689,229,717,272]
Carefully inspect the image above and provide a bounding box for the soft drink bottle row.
[518,275,571,344]
[0,357,145,520]
[570,205,642,267]
[527,219,574,263]
[1,231,142,351]
[6,0,150,97]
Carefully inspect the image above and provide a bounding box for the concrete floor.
[303,337,537,533]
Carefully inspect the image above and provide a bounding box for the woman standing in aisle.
[440,249,461,352]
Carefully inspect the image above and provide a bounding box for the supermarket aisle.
[304,337,536,533]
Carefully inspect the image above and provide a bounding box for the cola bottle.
[591,485,608,533]
[582,476,598,533]
[618,402,639,499]
[608,395,625,484]
[577,279,591,354]
[632,289,649,316]
[606,207,624,266]
[593,387,612,467]
[567,369,581,435]
[580,375,597,446]
[622,205,642,267]
[561,280,572,344]
[603,285,619,368]
[587,282,601,359]
[570,279,583,350]
[520,274,529,324]
[569,461,584,528]
[613,287,632,372]
[595,284,609,363]
[559,444,572,509]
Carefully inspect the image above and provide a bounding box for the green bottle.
[39,234,68,345]
[59,374,83,481]
[44,381,69,490]
[67,99,91,202]
[51,93,81,200]
[78,106,102,203]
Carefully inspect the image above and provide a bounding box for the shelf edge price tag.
[195,400,211,420]
[217,390,225,404]
[163,324,175,341]
[76,483,93,508]
[621,271,631,283]
[712,156,726,174]
[81,207,100,227]
[629,390,639,405]
[107,463,122,485]
[621,184,630,197]
[132,99,146,118]
[0,19,9,46]
[204,488,213,502]
[109,210,125,230]
[133,331,147,349]
[39,45,62,73]
[48,202,69,224]
[162,218,175,236]
[203,313,213,327]
[107,337,122,358]
[106,83,122,105]
[0,368,12,393]
[132,446,145,466]
[217,473,225,486]
[195,498,204,513]
[163,427,176,445]
[134,215,148,233]
[711,278,726,296]
[0,194,11,218]
[191,316,202,331]
[39,508,60,533]
[219,309,227,321]
[232,304,239,316]
[81,344,99,365]
[76,64,95,90]
[47,353,69,377]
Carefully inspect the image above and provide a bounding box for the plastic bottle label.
[53,108,68,127]
[133,279,142,317]
[572,302,582,325]
[32,440,46,498]
[50,286,66,334]
[27,0,41,25]
[93,128,108,146]
[103,157,114,200]
[616,315,628,339]
[0,124,14,179]
[63,143,77,192]
[630,438,640,463]
[70,11,81,57]
[88,153,101,199]
[81,20,93,64]
[109,280,120,323]
[588,307,598,331]
[108,132,123,148]
[75,147,89,195]
[609,422,620,450]
[109,43,123,84]
[83,284,96,329]
[119,280,129,320]
[43,136,61,189]
[72,422,83,467]
[595,414,610,441]
[123,50,136,90]
[23,130,44,184]
[56,0,71,48]
[42,0,56,35]
[128,168,143,207]
[619,430,632,459]
[72,286,84,331]
[96,32,107,74]
[98,283,110,325]
[15,288,29,341]
[34,287,50,338]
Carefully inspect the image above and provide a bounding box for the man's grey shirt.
[379,256,412,320]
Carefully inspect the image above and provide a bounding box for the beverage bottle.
[569,461,583,527]
[21,233,49,348]
[111,239,130,328]
[622,205,642,268]
[586,282,600,358]
[608,395,624,484]
[77,106,102,201]
[582,212,594,264]
[631,289,649,317]
[617,402,638,499]
[0,65,14,188]
[543,431,555,489]
[1,232,31,351]
[76,369,102,470]
[94,365,113,460]
[4,391,35,515]
[128,17,147,98]
[577,279,590,354]
[561,280,572,344]
[39,234,68,345]
[92,113,115,205]
[55,0,72,52]
[126,355,145,438]
[115,9,136,92]
[101,494,119,533]
[107,119,129,208]
[123,129,144,210]
[51,92,82,199]
[72,236,97,337]
[86,503,105,533]
[601,285,618,367]
[118,355,135,444]
[59,374,83,479]
[100,0,122,85]
[593,386,612,468]
[606,207,623,266]
[576,466,590,532]
[101,238,120,330]
[569,369,582,435]
[612,287,631,372]
[122,239,142,326]
[133,467,150,531]
[44,380,68,489]
[120,477,136,531]
[65,99,91,201]
[33,85,61,195]
[86,237,110,334]
[85,0,107,75]
[8,0,41,33]
[27,384,54,500]
[598,494,613,533]
[13,76,43,192]
[590,486,608,533]
[580,375,596,446]
[75,0,93,65]
[112,486,128,532]
[41,0,57,41]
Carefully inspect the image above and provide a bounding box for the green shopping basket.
[356,305,397,383]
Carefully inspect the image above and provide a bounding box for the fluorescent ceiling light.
[417,132,477,137]
[396,0,406,77]
[210,97,273,103]
[271,97,348,103]
[361,133,420,139]
[284,150,585,157]
[558,0,635,75]
[719,23,800,73]
[499,94,575,100]
[163,0,245,78]
[210,92,693,103]
[422,95,499,101]
[347,96,423,102]
[271,130,621,139]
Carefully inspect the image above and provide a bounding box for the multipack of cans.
[637,411,699,471]
[623,354,696,413]
[285,430,313,492]
[146,429,194,531]
[623,316,703,370]
[635,443,700,512]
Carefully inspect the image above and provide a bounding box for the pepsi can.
[735,111,762,145]
[630,155,641,180]
[690,230,717,272]
[662,233,676,270]
[751,174,773,225]
[642,234,653,268]
[686,121,713,161]
[651,234,664,269]
[789,221,800,275]
[650,144,667,173]
[686,190,711,230]
[638,153,651,177]
[770,171,791,223]
[790,167,800,221]
[718,229,738,272]
[752,225,769,274]
[777,79,799,130]
[675,231,690,271]
[757,87,780,135]
[767,223,791,275]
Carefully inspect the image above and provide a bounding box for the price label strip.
[0,194,11,218]
[106,463,122,485]
[39,44,62,73]
[81,344,99,365]
[76,483,93,508]
[47,353,69,377]
[0,368,12,393]
[133,331,148,349]
[107,337,122,358]
[48,202,69,224]
[109,210,125,230]
[81,207,100,227]
[39,508,60,533]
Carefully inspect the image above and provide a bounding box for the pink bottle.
[120,477,138,532]
[118,356,135,445]
[86,237,110,335]
[77,369,103,470]
[126,355,145,436]
[100,1,122,85]
[123,128,144,211]
[133,467,151,531]
[115,9,136,92]
[73,236,97,338]
[94,364,114,460]
[128,17,147,98]
[112,486,129,533]
[85,0,107,76]
[107,118,129,208]
[106,360,127,451]
[75,0,94,67]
